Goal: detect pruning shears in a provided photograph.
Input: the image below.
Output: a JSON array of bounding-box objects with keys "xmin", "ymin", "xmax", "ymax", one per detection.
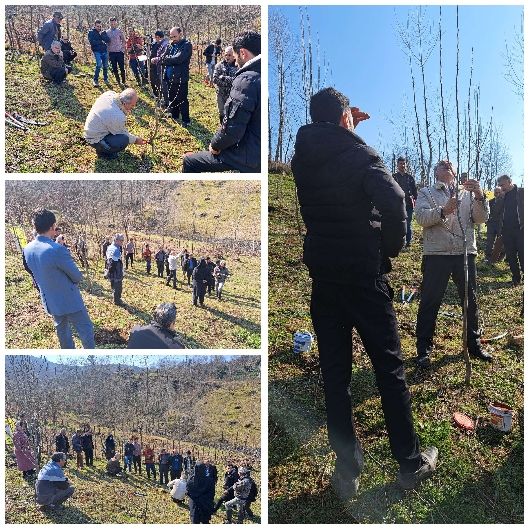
[{"xmin": 401, "ymin": 286, "xmax": 417, "ymax": 304}]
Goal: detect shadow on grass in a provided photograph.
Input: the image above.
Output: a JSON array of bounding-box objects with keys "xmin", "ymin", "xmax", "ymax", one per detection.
[
  {"xmin": 203, "ymin": 305, "xmax": 259, "ymax": 335},
  {"xmin": 93, "ymin": 150, "xmax": 143, "ymax": 173},
  {"xmin": 43, "ymin": 80, "xmax": 86, "ymax": 123},
  {"xmin": 42, "ymin": 504, "xmax": 94, "ymax": 523}
]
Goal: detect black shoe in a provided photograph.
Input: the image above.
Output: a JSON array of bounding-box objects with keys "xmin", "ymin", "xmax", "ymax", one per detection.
[
  {"xmin": 469, "ymin": 349, "xmax": 493, "ymax": 362},
  {"xmin": 330, "ymin": 469, "xmax": 360, "ymax": 499},
  {"xmin": 415, "ymin": 355, "xmax": 431, "ymax": 369},
  {"xmin": 397, "ymin": 446, "xmax": 438, "ymax": 490}
]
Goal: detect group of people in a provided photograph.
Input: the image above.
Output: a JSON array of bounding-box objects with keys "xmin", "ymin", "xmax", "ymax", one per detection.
[
  {"xmin": 291, "ymin": 86, "xmax": 523, "ymax": 499},
  {"xmin": 11, "ymin": 421, "xmax": 258, "ymax": 523},
  {"xmin": 36, "ymin": 12, "xmax": 261, "ymax": 172},
  {"xmin": 21, "ymin": 209, "xmax": 233, "ymax": 349}
]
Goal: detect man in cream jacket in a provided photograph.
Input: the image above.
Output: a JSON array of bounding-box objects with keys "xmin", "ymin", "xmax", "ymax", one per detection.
[
  {"xmin": 84, "ymin": 88, "xmax": 147, "ymax": 159},
  {"xmin": 415, "ymin": 160, "xmax": 490, "ymax": 368}
]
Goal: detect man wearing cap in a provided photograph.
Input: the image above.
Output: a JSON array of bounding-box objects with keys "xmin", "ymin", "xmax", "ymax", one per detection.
[
  {"xmin": 37, "ymin": 11, "xmax": 63, "ymax": 51},
  {"xmin": 182, "ymin": 30, "xmax": 261, "ymax": 173},
  {"xmin": 84, "ymin": 88, "xmax": 148, "ymax": 159},
  {"xmin": 23, "ymin": 209, "xmax": 95, "ymax": 349},
  {"xmin": 291, "ymin": 87, "xmax": 438, "ymax": 498},
  {"xmin": 106, "ymin": 233, "xmax": 125, "ymax": 305},
  {"xmin": 224, "ymin": 467, "xmax": 252, "ymax": 524},
  {"xmin": 415, "ymin": 160, "xmax": 491, "ymax": 367}
]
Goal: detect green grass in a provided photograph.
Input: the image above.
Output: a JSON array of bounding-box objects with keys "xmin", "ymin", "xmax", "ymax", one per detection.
[
  {"xmin": 5, "ymin": 437, "xmax": 261, "ymax": 524},
  {"xmin": 268, "ymin": 171, "xmax": 523, "ymax": 524},
  {"xmin": 5, "ymin": 54, "xmax": 220, "ymax": 173},
  {"xmin": 5, "ymin": 251, "xmax": 261, "ymax": 349}
]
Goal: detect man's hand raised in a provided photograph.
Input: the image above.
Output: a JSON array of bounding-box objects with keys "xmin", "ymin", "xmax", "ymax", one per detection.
[{"xmin": 351, "ymin": 107, "xmax": 370, "ymax": 128}]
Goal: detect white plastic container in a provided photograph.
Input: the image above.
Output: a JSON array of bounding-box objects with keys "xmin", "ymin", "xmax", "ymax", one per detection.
[
  {"xmin": 171, "ymin": 478, "xmax": 187, "ymax": 500},
  {"xmin": 293, "ymin": 331, "xmax": 313, "ymax": 354}
]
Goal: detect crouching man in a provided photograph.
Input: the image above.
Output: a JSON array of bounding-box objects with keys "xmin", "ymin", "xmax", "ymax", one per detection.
[
  {"xmin": 35, "ymin": 452, "xmax": 75, "ymax": 510},
  {"xmin": 415, "ymin": 160, "xmax": 490, "ymax": 368},
  {"xmin": 41, "ymin": 40, "xmax": 71, "ymax": 84},
  {"xmin": 84, "ymin": 88, "xmax": 147, "ymax": 160}
]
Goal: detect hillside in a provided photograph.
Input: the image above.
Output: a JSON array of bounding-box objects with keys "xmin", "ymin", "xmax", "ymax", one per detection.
[
  {"xmin": 5, "ymin": 55, "xmax": 219, "ymax": 173},
  {"xmin": 5, "ymin": 252, "xmax": 261, "ymax": 349},
  {"xmin": 268, "ymin": 172, "xmax": 523, "ymax": 524}
]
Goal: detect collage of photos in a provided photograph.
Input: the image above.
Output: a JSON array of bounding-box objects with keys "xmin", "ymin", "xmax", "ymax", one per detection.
[{"xmin": 1, "ymin": 1, "xmax": 526, "ymax": 527}]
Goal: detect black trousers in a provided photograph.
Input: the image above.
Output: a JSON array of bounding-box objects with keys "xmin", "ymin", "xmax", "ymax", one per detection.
[
  {"xmin": 166, "ymin": 269, "xmax": 177, "ymax": 288},
  {"xmin": 182, "ymin": 151, "xmax": 233, "ymax": 174},
  {"xmin": 48, "ymin": 67, "xmax": 67, "ymax": 84},
  {"xmin": 83, "ymin": 447, "xmax": 94, "ymax": 466},
  {"xmin": 159, "ymin": 464, "xmax": 169, "ymax": 484},
  {"xmin": 156, "ymin": 261, "xmax": 165, "ymax": 277},
  {"xmin": 167, "ymin": 77, "xmax": 190, "ymax": 123},
  {"xmin": 193, "ymin": 282, "xmax": 206, "ymax": 306},
  {"xmin": 311, "ymin": 277, "xmax": 422, "ymax": 477},
  {"xmin": 109, "ymin": 51, "xmax": 125, "ymax": 83},
  {"xmin": 502, "ymin": 227, "xmax": 524, "ymax": 283},
  {"xmin": 110, "ymin": 279, "xmax": 123, "ymax": 304},
  {"xmin": 133, "ymin": 455, "xmax": 142, "ymax": 473},
  {"xmin": 416, "ymin": 254, "xmax": 481, "ymax": 355}
]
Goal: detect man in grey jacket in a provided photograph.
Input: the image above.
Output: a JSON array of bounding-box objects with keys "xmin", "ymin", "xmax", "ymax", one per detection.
[
  {"xmin": 415, "ymin": 160, "xmax": 491, "ymax": 368},
  {"xmin": 23, "ymin": 209, "xmax": 95, "ymax": 349},
  {"xmin": 84, "ymin": 88, "xmax": 147, "ymax": 159}
]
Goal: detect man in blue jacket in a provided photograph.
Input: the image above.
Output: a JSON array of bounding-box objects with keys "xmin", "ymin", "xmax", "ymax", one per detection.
[
  {"xmin": 88, "ymin": 19, "xmax": 110, "ymax": 87},
  {"xmin": 35, "ymin": 452, "xmax": 75, "ymax": 509},
  {"xmin": 37, "ymin": 11, "xmax": 63, "ymax": 51},
  {"xmin": 23, "ymin": 209, "xmax": 95, "ymax": 349},
  {"xmin": 160, "ymin": 27, "xmax": 192, "ymax": 126},
  {"xmin": 183, "ymin": 31, "xmax": 261, "ymax": 173}
]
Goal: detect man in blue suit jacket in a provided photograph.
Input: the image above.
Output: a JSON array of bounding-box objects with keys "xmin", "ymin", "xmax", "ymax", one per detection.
[{"xmin": 23, "ymin": 209, "xmax": 95, "ymax": 349}]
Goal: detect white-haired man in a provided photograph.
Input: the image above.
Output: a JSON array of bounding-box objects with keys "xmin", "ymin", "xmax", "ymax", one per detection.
[
  {"xmin": 415, "ymin": 160, "xmax": 490, "ymax": 368},
  {"xmin": 106, "ymin": 233, "xmax": 125, "ymax": 305},
  {"xmin": 40, "ymin": 40, "xmax": 70, "ymax": 84},
  {"xmin": 84, "ymin": 88, "xmax": 147, "ymax": 159}
]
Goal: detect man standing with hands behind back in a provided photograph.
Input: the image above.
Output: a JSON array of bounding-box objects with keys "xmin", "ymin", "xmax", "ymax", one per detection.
[
  {"xmin": 23, "ymin": 208, "xmax": 95, "ymax": 349},
  {"xmin": 393, "ymin": 156, "xmax": 418, "ymax": 247},
  {"xmin": 291, "ymin": 87, "xmax": 438, "ymax": 500}
]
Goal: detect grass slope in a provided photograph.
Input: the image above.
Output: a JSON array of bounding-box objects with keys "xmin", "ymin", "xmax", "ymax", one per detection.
[
  {"xmin": 5, "ymin": 252, "xmax": 261, "ymax": 349},
  {"xmin": 5, "ymin": 448, "xmax": 261, "ymax": 524},
  {"xmin": 5, "ymin": 55, "xmax": 219, "ymax": 173},
  {"xmin": 268, "ymin": 172, "xmax": 523, "ymax": 524}
]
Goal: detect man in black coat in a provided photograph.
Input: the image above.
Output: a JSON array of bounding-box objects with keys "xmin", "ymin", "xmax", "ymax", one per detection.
[
  {"xmin": 128, "ymin": 302, "xmax": 185, "ymax": 349},
  {"xmin": 183, "ymin": 31, "xmax": 260, "ymax": 173},
  {"xmin": 291, "ymin": 87, "xmax": 437, "ymax": 499},
  {"xmin": 485, "ymin": 186, "xmax": 504, "ymax": 263},
  {"xmin": 213, "ymin": 463, "xmax": 238, "ymax": 513},
  {"xmin": 160, "ymin": 27, "xmax": 192, "ymax": 126},
  {"xmin": 393, "ymin": 156, "xmax": 418, "ymax": 247},
  {"xmin": 55, "ymin": 429, "xmax": 70, "ymax": 454},
  {"xmin": 496, "ymin": 174, "xmax": 524, "ymax": 285}
]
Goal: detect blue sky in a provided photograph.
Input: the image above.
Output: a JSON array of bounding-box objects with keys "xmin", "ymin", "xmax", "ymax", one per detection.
[{"xmin": 269, "ymin": 5, "xmax": 524, "ymax": 183}]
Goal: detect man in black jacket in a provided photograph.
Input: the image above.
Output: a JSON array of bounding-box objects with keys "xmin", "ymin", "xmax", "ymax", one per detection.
[
  {"xmin": 183, "ymin": 31, "xmax": 260, "ymax": 173},
  {"xmin": 485, "ymin": 186, "xmax": 504, "ymax": 263},
  {"xmin": 161, "ymin": 27, "xmax": 192, "ymax": 126},
  {"xmin": 496, "ymin": 174, "xmax": 524, "ymax": 285},
  {"xmin": 55, "ymin": 428, "xmax": 70, "ymax": 454},
  {"xmin": 393, "ymin": 156, "xmax": 418, "ymax": 247},
  {"xmin": 291, "ymin": 87, "xmax": 437, "ymax": 499}
]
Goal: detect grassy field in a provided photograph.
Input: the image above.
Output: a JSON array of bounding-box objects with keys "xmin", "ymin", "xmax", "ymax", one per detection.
[
  {"xmin": 5, "ymin": 433, "xmax": 261, "ymax": 524},
  {"xmin": 5, "ymin": 251, "xmax": 261, "ymax": 349},
  {"xmin": 268, "ymin": 171, "xmax": 523, "ymax": 524},
  {"xmin": 5, "ymin": 54, "xmax": 219, "ymax": 173}
]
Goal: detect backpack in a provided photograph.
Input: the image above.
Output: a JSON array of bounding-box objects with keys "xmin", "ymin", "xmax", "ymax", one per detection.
[{"xmin": 247, "ymin": 479, "xmax": 258, "ymax": 502}]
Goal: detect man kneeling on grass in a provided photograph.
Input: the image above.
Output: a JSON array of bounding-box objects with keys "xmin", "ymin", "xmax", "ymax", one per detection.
[
  {"xmin": 36, "ymin": 452, "xmax": 75, "ymax": 510},
  {"xmin": 84, "ymin": 88, "xmax": 148, "ymax": 160},
  {"xmin": 41, "ymin": 40, "xmax": 71, "ymax": 84}
]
